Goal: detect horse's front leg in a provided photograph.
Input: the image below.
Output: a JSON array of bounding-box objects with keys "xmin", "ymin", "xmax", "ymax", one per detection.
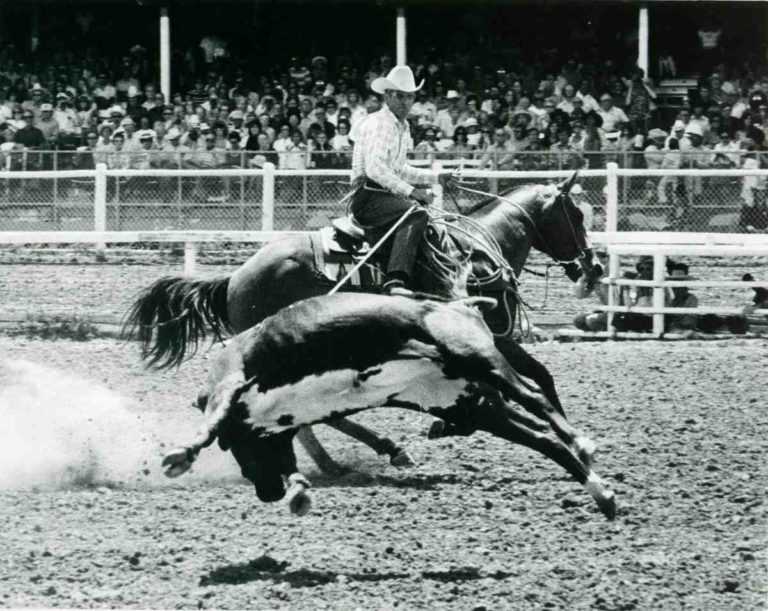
[
  {"xmin": 492, "ymin": 336, "xmax": 595, "ymax": 468},
  {"xmin": 493, "ymin": 334, "xmax": 566, "ymax": 418},
  {"xmin": 162, "ymin": 372, "xmax": 246, "ymax": 477},
  {"xmin": 326, "ymin": 417, "xmax": 416, "ymax": 467}
]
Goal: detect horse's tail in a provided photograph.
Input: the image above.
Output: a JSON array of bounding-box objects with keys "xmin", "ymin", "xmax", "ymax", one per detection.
[{"xmin": 121, "ymin": 275, "xmax": 232, "ymax": 369}]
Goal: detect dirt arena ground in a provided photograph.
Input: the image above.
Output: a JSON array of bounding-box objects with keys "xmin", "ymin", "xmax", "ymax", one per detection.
[{"xmin": 0, "ymin": 253, "xmax": 766, "ymax": 609}]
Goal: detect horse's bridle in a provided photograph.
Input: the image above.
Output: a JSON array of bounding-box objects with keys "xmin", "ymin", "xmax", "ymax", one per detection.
[{"xmin": 449, "ymin": 182, "xmax": 590, "ymax": 267}]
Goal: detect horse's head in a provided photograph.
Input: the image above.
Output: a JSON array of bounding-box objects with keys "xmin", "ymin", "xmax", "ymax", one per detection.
[{"xmin": 536, "ymin": 172, "xmax": 599, "ymax": 283}]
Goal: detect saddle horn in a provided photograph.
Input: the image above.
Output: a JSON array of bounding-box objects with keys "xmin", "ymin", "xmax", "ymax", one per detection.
[{"xmin": 557, "ymin": 170, "xmax": 580, "ymax": 195}]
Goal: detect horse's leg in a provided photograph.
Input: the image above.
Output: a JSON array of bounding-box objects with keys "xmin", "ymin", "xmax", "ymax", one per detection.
[
  {"xmin": 472, "ymin": 393, "xmax": 615, "ymax": 520},
  {"xmin": 295, "ymin": 426, "xmax": 350, "ymax": 476},
  {"xmin": 325, "ymin": 417, "xmax": 416, "ymax": 467},
  {"xmin": 494, "ymin": 335, "xmax": 567, "ymax": 417},
  {"xmin": 479, "ymin": 352, "xmax": 600, "ymax": 473},
  {"xmin": 161, "ymin": 371, "xmax": 246, "ymax": 477}
]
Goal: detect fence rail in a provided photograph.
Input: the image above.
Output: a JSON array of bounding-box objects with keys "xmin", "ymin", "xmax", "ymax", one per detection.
[{"xmin": 1, "ymin": 164, "xmax": 768, "ymax": 235}]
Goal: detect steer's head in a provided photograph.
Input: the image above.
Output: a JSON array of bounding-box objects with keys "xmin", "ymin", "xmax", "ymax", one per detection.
[{"xmin": 222, "ymin": 421, "xmax": 297, "ymax": 503}]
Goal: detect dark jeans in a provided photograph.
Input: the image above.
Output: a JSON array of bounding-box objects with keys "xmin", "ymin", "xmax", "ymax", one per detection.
[{"xmin": 350, "ymin": 186, "xmax": 428, "ymax": 284}]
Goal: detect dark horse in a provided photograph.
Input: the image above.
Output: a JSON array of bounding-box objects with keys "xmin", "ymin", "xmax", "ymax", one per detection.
[{"xmin": 124, "ymin": 173, "xmax": 597, "ymax": 472}]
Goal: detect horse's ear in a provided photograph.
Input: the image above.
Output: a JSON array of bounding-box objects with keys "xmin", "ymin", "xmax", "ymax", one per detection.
[{"xmin": 558, "ymin": 171, "xmax": 580, "ymax": 195}]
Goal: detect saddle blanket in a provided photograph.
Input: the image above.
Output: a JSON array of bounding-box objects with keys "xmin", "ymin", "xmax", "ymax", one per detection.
[{"xmin": 312, "ymin": 226, "xmax": 382, "ymax": 288}]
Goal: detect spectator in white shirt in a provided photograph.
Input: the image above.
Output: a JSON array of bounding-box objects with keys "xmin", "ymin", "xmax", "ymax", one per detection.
[{"xmin": 597, "ymin": 94, "xmax": 629, "ymax": 133}]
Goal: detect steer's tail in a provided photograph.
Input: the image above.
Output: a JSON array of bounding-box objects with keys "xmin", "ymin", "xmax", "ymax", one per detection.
[{"xmin": 122, "ymin": 275, "xmax": 231, "ymax": 369}]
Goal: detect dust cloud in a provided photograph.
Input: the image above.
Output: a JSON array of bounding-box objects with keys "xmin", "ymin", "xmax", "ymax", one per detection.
[{"xmin": 0, "ymin": 358, "xmax": 240, "ymax": 490}]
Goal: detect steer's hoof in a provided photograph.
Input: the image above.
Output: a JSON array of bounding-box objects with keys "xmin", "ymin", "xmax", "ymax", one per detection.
[
  {"xmin": 390, "ymin": 449, "xmax": 416, "ymax": 468},
  {"xmin": 427, "ymin": 419, "xmax": 446, "ymax": 439},
  {"xmin": 285, "ymin": 476, "xmax": 312, "ymax": 517},
  {"xmin": 161, "ymin": 448, "xmax": 193, "ymax": 478}
]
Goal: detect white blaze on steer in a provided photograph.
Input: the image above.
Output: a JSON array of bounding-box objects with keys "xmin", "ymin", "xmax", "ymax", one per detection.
[{"xmin": 242, "ymin": 350, "xmax": 474, "ymax": 434}]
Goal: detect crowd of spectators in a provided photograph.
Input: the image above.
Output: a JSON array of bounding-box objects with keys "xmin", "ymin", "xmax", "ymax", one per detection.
[{"xmin": 0, "ymin": 40, "xmax": 767, "ymax": 206}]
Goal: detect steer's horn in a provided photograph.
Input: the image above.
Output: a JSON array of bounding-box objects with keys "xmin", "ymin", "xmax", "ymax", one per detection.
[{"xmin": 558, "ymin": 170, "xmax": 580, "ymax": 195}]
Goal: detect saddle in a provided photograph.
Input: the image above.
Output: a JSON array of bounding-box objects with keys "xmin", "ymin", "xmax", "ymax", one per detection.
[
  {"xmin": 310, "ymin": 214, "xmax": 509, "ymax": 294},
  {"xmin": 309, "ymin": 216, "xmax": 381, "ymax": 289}
]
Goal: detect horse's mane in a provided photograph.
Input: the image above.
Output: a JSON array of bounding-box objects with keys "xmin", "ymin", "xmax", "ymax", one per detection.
[{"xmin": 460, "ymin": 183, "xmax": 544, "ymax": 216}]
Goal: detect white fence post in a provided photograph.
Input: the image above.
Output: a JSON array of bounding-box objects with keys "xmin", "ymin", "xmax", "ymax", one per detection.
[
  {"xmin": 606, "ymin": 251, "xmax": 620, "ymax": 334},
  {"xmin": 652, "ymin": 253, "xmax": 666, "ymax": 337},
  {"xmin": 605, "ymin": 162, "xmax": 618, "ymax": 233},
  {"xmin": 431, "ymin": 160, "xmax": 443, "ymax": 210},
  {"xmin": 94, "ymin": 163, "xmax": 107, "ymax": 250},
  {"xmin": 183, "ymin": 241, "xmax": 197, "ymax": 276},
  {"xmin": 262, "ymin": 162, "xmax": 275, "ymax": 231}
]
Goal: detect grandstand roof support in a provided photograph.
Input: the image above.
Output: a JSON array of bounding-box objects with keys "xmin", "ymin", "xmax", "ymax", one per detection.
[
  {"xmin": 638, "ymin": 3, "xmax": 649, "ymax": 76},
  {"xmin": 160, "ymin": 6, "xmax": 171, "ymax": 103},
  {"xmin": 396, "ymin": 8, "xmax": 406, "ymax": 65}
]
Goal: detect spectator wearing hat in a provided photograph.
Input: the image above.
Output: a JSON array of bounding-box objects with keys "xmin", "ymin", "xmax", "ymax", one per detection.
[
  {"xmin": 37, "ymin": 103, "xmax": 60, "ymax": 146},
  {"xmin": 227, "ymin": 109, "xmax": 246, "ymax": 143},
  {"xmin": 597, "ymin": 93, "xmax": 629, "ymax": 135},
  {"xmin": 53, "ymin": 93, "xmax": 78, "ymax": 137},
  {"xmin": 435, "ymin": 90, "xmax": 461, "ymax": 138},
  {"xmin": 665, "ymin": 120, "xmax": 686, "ymax": 150},
  {"xmin": 22, "ymin": 83, "xmax": 46, "ymax": 117},
  {"xmin": 160, "ymin": 127, "xmax": 191, "ymax": 169},
  {"xmin": 644, "ymin": 128, "xmax": 668, "ymax": 170},
  {"xmin": 131, "ymin": 129, "xmax": 160, "ymax": 170}
]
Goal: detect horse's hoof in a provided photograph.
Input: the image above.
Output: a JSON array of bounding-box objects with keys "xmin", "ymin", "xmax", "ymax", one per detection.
[
  {"xmin": 390, "ymin": 449, "xmax": 416, "ymax": 468},
  {"xmin": 427, "ymin": 419, "xmax": 446, "ymax": 439},
  {"xmin": 597, "ymin": 490, "xmax": 617, "ymax": 521},
  {"xmin": 161, "ymin": 448, "xmax": 193, "ymax": 478},
  {"xmin": 286, "ymin": 485, "xmax": 312, "ymax": 516}
]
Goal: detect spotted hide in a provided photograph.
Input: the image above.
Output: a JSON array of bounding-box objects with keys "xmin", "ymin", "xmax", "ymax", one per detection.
[{"xmin": 171, "ymin": 293, "xmax": 616, "ymax": 519}]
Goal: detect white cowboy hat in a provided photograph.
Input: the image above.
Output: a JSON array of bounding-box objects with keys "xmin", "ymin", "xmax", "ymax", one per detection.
[
  {"xmin": 685, "ymin": 122, "xmax": 703, "ymax": 137},
  {"xmin": 371, "ymin": 65, "xmax": 424, "ymax": 95}
]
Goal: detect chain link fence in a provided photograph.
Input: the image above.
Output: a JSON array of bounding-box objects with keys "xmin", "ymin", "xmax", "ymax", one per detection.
[{"xmin": 0, "ymin": 149, "xmax": 764, "ymax": 233}]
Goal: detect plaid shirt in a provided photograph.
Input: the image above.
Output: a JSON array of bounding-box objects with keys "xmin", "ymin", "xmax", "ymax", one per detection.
[{"xmin": 351, "ymin": 104, "xmax": 436, "ymax": 198}]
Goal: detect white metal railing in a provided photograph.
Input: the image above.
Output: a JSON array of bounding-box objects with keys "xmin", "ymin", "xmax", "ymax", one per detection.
[
  {"xmin": 2, "ymin": 165, "xmax": 767, "ymax": 318},
  {"xmin": 586, "ymin": 234, "xmax": 768, "ymax": 338}
]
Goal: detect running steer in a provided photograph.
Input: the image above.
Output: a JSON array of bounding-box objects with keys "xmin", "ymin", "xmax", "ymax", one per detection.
[{"xmin": 162, "ymin": 293, "xmax": 616, "ymax": 520}]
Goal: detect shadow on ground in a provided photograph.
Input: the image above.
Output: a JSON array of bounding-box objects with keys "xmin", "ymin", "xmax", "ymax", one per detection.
[{"xmin": 199, "ymin": 555, "xmax": 514, "ymax": 587}]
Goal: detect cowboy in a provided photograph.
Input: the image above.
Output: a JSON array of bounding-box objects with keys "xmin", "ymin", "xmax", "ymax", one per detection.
[{"xmin": 350, "ymin": 65, "xmax": 455, "ymax": 295}]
